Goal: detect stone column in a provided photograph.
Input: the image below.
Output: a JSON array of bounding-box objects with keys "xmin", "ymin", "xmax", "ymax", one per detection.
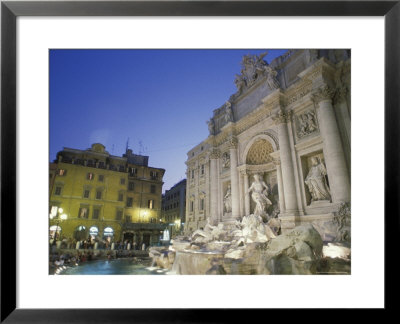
[
  {"xmin": 242, "ymin": 170, "xmax": 251, "ymax": 216},
  {"xmin": 312, "ymin": 86, "xmax": 351, "ymax": 203},
  {"xmin": 238, "ymin": 172, "xmax": 243, "ymax": 217},
  {"xmin": 228, "ymin": 136, "xmax": 240, "ymax": 219},
  {"xmin": 209, "ymin": 148, "xmax": 220, "ymax": 225},
  {"xmin": 274, "ymin": 110, "xmax": 298, "ymax": 214},
  {"xmin": 274, "ymin": 160, "xmax": 286, "ymax": 213},
  {"xmin": 334, "ymin": 86, "xmax": 351, "ymax": 174}
]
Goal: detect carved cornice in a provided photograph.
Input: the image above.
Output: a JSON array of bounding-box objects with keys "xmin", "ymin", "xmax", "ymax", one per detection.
[
  {"xmin": 239, "ymin": 168, "xmax": 250, "ymax": 176},
  {"xmin": 209, "ymin": 148, "xmax": 221, "ymax": 159},
  {"xmin": 272, "ymin": 158, "xmax": 281, "ymax": 166},
  {"xmin": 261, "ymin": 89, "xmax": 285, "ymax": 109},
  {"xmin": 333, "ymin": 86, "xmax": 349, "ymax": 105},
  {"xmin": 285, "ymin": 80, "xmax": 313, "ymax": 106},
  {"xmin": 300, "ymin": 57, "xmax": 336, "ymax": 83},
  {"xmin": 272, "ymin": 109, "xmax": 292, "ymax": 125},
  {"xmin": 311, "ymin": 85, "xmax": 335, "ymax": 105},
  {"xmin": 242, "ymin": 163, "xmax": 276, "ymax": 174},
  {"xmin": 226, "ymin": 136, "xmax": 238, "ymax": 149}
]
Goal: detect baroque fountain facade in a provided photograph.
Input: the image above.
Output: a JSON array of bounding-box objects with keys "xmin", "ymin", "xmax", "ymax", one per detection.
[{"xmin": 151, "ymin": 49, "xmax": 351, "ymax": 275}]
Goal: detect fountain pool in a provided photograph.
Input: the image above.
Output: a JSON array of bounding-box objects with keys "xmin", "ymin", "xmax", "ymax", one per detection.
[{"xmin": 58, "ymin": 258, "xmax": 167, "ymax": 275}]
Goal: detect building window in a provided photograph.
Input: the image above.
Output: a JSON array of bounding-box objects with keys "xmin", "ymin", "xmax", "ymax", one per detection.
[
  {"xmin": 190, "ymin": 201, "xmax": 194, "ymax": 212},
  {"xmin": 87, "ymin": 173, "xmax": 94, "ymax": 180},
  {"xmin": 120, "ymin": 178, "xmax": 125, "ymax": 185},
  {"xmin": 191, "ymin": 170, "xmax": 194, "ymax": 179},
  {"xmin": 58, "ymin": 169, "xmax": 67, "ymax": 176},
  {"xmin": 200, "ymin": 198, "xmax": 204, "ymax": 211},
  {"xmin": 148, "ymin": 199, "xmax": 154, "ymax": 209},
  {"xmin": 119, "ymin": 165, "xmax": 125, "ymax": 172},
  {"xmin": 201, "ymin": 164, "xmax": 205, "ymax": 175},
  {"xmin": 150, "ymin": 185, "xmax": 156, "ymax": 194},
  {"xmin": 127, "ymin": 197, "xmax": 133, "ymax": 207},
  {"xmin": 118, "ymin": 192, "xmax": 124, "ymax": 201},
  {"xmin": 83, "ymin": 189, "xmax": 90, "ymax": 199},
  {"xmin": 125, "ymin": 215, "xmax": 132, "ymax": 223},
  {"xmin": 96, "ymin": 190, "xmax": 102, "ymax": 200},
  {"xmin": 54, "ymin": 186, "xmax": 62, "ymax": 196},
  {"xmin": 98, "ymin": 175, "xmax": 104, "ymax": 182},
  {"xmin": 78, "ymin": 207, "xmax": 89, "ymax": 218},
  {"xmin": 98, "ymin": 161, "xmax": 105, "ymax": 169},
  {"xmin": 128, "ymin": 182, "xmax": 134, "ymax": 191},
  {"xmin": 116, "ymin": 210, "xmax": 123, "ymax": 221},
  {"xmin": 129, "ymin": 167, "xmax": 137, "ymax": 176},
  {"xmin": 92, "ymin": 209, "xmax": 100, "ymax": 219},
  {"xmin": 150, "ymin": 171, "xmax": 158, "ymax": 180}
]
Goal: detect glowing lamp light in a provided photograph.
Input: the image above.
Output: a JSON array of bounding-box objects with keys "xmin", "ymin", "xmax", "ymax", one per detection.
[
  {"xmin": 60, "ymin": 214, "xmax": 68, "ymax": 220},
  {"xmin": 58, "ymin": 207, "xmax": 63, "ymax": 214}
]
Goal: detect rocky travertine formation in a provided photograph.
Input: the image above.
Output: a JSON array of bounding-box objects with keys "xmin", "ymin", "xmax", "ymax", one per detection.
[{"xmin": 150, "ymin": 220, "xmax": 330, "ymax": 275}]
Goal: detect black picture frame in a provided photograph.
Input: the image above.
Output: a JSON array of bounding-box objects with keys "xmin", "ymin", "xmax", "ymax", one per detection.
[{"xmin": 1, "ymin": 0, "xmax": 398, "ymax": 322}]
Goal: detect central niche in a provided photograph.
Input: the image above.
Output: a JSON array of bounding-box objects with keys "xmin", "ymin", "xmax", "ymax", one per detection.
[{"xmin": 246, "ymin": 139, "xmax": 273, "ymax": 165}]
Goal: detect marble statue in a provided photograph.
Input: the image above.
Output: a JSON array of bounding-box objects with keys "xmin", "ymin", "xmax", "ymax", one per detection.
[
  {"xmin": 234, "ymin": 74, "xmax": 245, "ymax": 93},
  {"xmin": 190, "ymin": 219, "xmax": 227, "ymax": 243},
  {"xmin": 246, "ymin": 174, "xmax": 272, "ymax": 216},
  {"xmin": 224, "ymin": 101, "xmax": 234, "ymax": 123},
  {"xmin": 223, "ymin": 184, "xmax": 232, "ymax": 213},
  {"xmin": 162, "ymin": 228, "xmax": 170, "ymax": 241},
  {"xmin": 207, "ymin": 118, "xmax": 215, "ymax": 135},
  {"xmin": 305, "ymin": 157, "xmax": 331, "ymax": 202},
  {"xmin": 264, "ymin": 65, "xmax": 280, "ymax": 90},
  {"xmin": 222, "ymin": 152, "xmax": 230, "ymax": 169}
]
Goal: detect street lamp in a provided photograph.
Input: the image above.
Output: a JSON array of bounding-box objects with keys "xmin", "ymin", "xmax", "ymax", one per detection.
[{"xmin": 50, "ymin": 207, "xmax": 68, "ymax": 246}]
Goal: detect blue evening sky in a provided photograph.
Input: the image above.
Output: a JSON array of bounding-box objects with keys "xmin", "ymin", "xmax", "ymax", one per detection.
[{"xmin": 50, "ymin": 49, "xmax": 287, "ymax": 191}]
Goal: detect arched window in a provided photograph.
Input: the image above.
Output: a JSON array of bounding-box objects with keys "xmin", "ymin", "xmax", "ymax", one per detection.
[
  {"xmin": 89, "ymin": 226, "xmax": 99, "ymax": 238},
  {"xmin": 74, "ymin": 225, "xmax": 87, "ymax": 241},
  {"xmin": 103, "ymin": 227, "xmax": 114, "ymax": 237},
  {"xmin": 49, "ymin": 225, "xmax": 61, "ymax": 239}
]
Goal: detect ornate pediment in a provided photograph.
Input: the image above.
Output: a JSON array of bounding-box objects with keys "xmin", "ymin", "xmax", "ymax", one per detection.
[{"xmin": 234, "ymin": 52, "xmax": 280, "ymax": 95}]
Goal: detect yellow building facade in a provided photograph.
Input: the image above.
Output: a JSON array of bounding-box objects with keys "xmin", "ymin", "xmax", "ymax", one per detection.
[{"xmin": 49, "ymin": 143, "xmax": 165, "ymax": 247}]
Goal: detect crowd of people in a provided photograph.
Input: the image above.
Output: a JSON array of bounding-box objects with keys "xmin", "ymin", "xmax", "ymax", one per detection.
[
  {"xmin": 49, "ymin": 250, "xmax": 107, "ymax": 274},
  {"xmin": 49, "ymin": 236, "xmax": 153, "ymax": 274},
  {"xmin": 50, "ymin": 235, "xmax": 150, "ymax": 251}
]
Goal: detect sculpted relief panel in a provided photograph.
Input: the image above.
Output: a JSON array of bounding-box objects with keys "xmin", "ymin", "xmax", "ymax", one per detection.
[{"xmin": 296, "ymin": 110, "xmax": 318, "ymax": 139}]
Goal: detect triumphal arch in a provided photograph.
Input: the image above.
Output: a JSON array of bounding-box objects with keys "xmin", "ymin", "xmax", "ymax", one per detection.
[{"xmin": 185, "ymin": 49, "xmax": 351, "ymax": 242}]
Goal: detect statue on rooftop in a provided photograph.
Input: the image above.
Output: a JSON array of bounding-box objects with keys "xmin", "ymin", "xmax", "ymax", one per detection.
[
  {"xmin": 207, "ymin": 118, "xmax": 215, "ymax": 135},
  {"xmin": 224, "ymin": 101, "xmax": 234, "ymax": 124}
]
